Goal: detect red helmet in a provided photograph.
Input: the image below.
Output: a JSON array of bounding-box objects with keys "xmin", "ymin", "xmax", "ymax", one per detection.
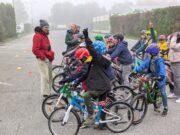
[
  {"xmin": 74, "ymin": 48, "xmax": 90, "ymax": 60},
  {"xmin": 158, "ymin": 35, "xmax": 166, "ymax": 40}
]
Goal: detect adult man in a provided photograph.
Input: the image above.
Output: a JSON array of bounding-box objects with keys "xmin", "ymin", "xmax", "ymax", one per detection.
[{"xmin": 32, "ymin": 20, "xmax": 54, "ymax": 98}]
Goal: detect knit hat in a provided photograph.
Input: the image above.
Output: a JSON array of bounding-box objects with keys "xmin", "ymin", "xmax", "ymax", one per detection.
[{"xmin": 40, "ymin": 19, "xmax": 49, "ymax": 27}]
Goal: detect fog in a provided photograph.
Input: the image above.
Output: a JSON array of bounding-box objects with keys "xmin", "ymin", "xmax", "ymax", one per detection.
[{"xmin": 0, "ymin": 0, "xmax": 180, "ymax": 27}]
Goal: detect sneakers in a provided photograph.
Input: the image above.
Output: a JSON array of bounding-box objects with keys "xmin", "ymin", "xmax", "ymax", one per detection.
[
  {"xmin": 80, "ymin": 115, "xmax": 94, "ymax": 129},
  {"xmin": 167, "ymin": 93, "xmax": 176, "ymax": 99},
  {"xmin": 162, "ymin": 108, "xmax": 168, "ymax": 117},
  {"xmin": 94, "ymin": 124, "xmax": 106, "ymax": 130},
  {"xmin": 154, "ymin": 107, "xmax": 161, "ymax": 113},
  {"xmin": 175, "ymin": 98, "xmax": 180, "ymax": 103}
]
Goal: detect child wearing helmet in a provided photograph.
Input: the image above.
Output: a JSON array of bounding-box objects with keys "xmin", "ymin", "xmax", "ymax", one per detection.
[
  {"xmin": 158, "ymin": 35, "xmax": 169, "ymax": 60},
  {"xmin": 106, "ymin": 36, "xmax": 115, "ymax": 49},
  {"xmin": 136, "ymin": 22, "xmax": 158, "ymax": 60},
  {"xmin": 107, "ymin": 33, "xmax": 133, "ymax": 86},
  {"xmin": 59, "ymin": 48, "xmax": 92, "ymax": 91},
  {"xmin": 135, "ymin": 45, "xmax": 168, "ymax": 116},
  {"xmin": 131, "ymin": 30, "xmax": 147, "ymax": 53},
  {"xmin": 80, "ymin": 29, "xmax": 111, "ymax": 128}
]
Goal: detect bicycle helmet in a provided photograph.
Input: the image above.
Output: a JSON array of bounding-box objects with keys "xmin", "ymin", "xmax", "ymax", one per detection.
[
  {"xmin": 74, "ymin": 48, "xmax": 90, "ymax": 60},
  {"xmin": 113, "ymin": 33, "xmax": 124, "ymax": 41},
  {"xmin": 158, "ymin": 35, "xmax": 166, "ymax": 41},
  {"xmin": 145, "ymin": 30, "xmax": 158, "ymax": 36},
  {"xmin": 107, "ymin": 37, "xmax": 115, "ymax": 43},
  {"xmin": 94, "ymin": 35, "xmax": 103, "ymax": 41},
  {"xmin": 92, "ymin": 41, "xmax": 106, "ymax": 55},
  {"xmin": 146, "ymin": 45, "xmax": 160, "ymax": 56},
  {"xmin": 141, "ymin": 30, "xmax": 147, "ymax": 35},
  {"xmin": 104, "ymin": 34, "xmax": 111, "ymax": 39}
]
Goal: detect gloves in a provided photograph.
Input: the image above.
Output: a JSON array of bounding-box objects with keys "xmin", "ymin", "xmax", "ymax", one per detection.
[{"xmin": 83, "ymin": 28, "xmax": 89, "ymax": 39}]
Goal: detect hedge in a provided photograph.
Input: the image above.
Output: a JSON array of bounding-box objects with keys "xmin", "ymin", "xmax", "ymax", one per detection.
[
  {"xmin": 110, "ymin": 6, "xmax": 180, "ymax": 37},
  {"xmin": 0, "ymin": 3, "xmax": 16, "ymax": 41}
]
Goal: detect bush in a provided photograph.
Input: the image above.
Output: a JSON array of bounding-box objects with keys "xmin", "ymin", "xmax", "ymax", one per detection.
[
  {"xmin": 110, "ymin": 6, "xmax": 180, "ymax": 37},
  {"xmin": 0, "ymin": 3, "xmax": 16, "ymax": 41}
]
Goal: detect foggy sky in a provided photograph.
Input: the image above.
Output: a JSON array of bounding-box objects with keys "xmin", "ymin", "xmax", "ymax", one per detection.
[{"xmin": 0, "ymin": 0, "xmax": 179, "ymax": 24}]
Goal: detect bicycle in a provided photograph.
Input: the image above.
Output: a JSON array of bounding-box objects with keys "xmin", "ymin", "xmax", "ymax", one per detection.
[
  {"xmin": 48, "ymin": 90, "xmax": 134, "ymax": 135},
  {"xmin": 130, "ymin": 74, "xmax": 163, "ymax": 125},
  {"xmin": 42, "ymin": 83, "xmax": 83, "ymax": 119}
]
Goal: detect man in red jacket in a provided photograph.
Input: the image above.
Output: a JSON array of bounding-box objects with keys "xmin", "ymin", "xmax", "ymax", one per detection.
[{"xmin": 32, "ymin": 20, "xmax": 55, "ymax": 98}]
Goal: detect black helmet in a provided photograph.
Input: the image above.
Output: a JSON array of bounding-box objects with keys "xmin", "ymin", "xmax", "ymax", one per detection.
[{"xmin": 113, "ymin": 33, "xmax": 124, "ymax": 41}]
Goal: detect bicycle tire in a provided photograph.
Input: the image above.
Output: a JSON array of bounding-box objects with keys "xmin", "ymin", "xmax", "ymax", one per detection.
[
  {"xmin": 105, "ymin": 101, "xmax": 134, "ymax": 133},
  {"xmin": 130, "ymin": 93, "xmax": 148, "ymax": 125},
  {"xmin": 42, "ymin": 94, "xmax": 68, "ymax": 119},
  {"xmin": 113, "ymin": 86, "xmax": 135, "ymax": 103},
  {"xmin": 48, "ymin": 107, "xmax": 81, "ymax": 135},
  {"xmin": 52, "ymin": 73, "xmax": 65, "ymax": 93}
]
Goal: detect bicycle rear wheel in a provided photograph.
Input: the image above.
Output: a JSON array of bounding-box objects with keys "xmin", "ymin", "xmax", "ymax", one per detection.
[
  {"xmin": 105, "ymin": 101, "xmax": 134, "ymax": 133},
  {"xmin": 130, "ymin": 94, "xmax": 148, "ymax": 125},
  {"xmin": 52, "ymin": 73, "xmax": 65, "ymax": 93},
  {"xmin": 42, "ymin": 94, "xmax": 68, "ymax": 119},
  {"xmin": 52, "ymin": 65, "xmax": 64, "ymax": 77},
  {"xmin": 48, "ymin": 108, "xmax": 81, "ymax": 135},
  {"xmin": 113, "ymin": 86, "xmax": 134, "ymax": 103}
]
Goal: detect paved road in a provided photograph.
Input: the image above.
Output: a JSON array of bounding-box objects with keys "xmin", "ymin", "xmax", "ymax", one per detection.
[{"xmin": 0, "ymin": 30, "xmax": 180, "ymax": 135}]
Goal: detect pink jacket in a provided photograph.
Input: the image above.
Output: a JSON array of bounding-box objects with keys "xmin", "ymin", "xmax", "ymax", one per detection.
[{"xmin": 168, "ymin": 36, "xmax": 180, "ymax": 63}]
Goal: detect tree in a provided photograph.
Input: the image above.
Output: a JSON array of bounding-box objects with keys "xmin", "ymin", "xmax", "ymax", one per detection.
[{"xmin": 14, "ymin": 0, "xmax": 28, "ymax": 24}]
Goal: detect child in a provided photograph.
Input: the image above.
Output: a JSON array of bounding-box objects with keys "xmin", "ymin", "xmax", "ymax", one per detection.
[{"xmin": 135, "ymin": 45, "xmax": 168, "ymax": 116}]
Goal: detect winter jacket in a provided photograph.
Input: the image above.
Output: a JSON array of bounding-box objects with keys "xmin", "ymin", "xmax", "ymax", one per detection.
[
  {"xmin": 32, "ymin": 32, "xmax": 54, "ymax": 61},
  {"xmin": 136, "ymin": 57, "xmax": 166, "ymax": 88},
  {"xmin": 168, "ymin": 36, "xmax": 180, "ymax": 63},
  {"xmin": 158, "ymin": 42, "xmax": 169, "ymax": 60},
  {"xmin": 108, "ymin": 41, "xmax": 133, "ymax": 65},
  {"xmin": 85, "ymin": 38, "xmax": 111, "ymax": 91},
  {"xmin": 64, "ymin": 62, "xmax": 90, "ymax": 84},
  {"xmin": 65, "ymin": 29, "xmax": 79, "ymax": 50},
  {"xmin": 136, "ymin": 28, "xmax": 157, "ymax": 55},
  {"xmin": 131, "ymin": 40, "xmax": 145, "ymax": 52}
]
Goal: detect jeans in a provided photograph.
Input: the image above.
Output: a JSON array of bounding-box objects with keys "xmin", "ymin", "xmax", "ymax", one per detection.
[{"xmin": 145, "ymin": 73, "xmax": 168, "ymax": 109}]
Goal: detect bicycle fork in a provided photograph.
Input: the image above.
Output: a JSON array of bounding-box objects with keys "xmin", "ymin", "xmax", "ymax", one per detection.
[
  {"xmin": 55, "ymin": 93, "xmax": 63, "ymax": 107},
  {"xmin": 62, "ymin": 105, "xmax": 73, "ymax": 125}
]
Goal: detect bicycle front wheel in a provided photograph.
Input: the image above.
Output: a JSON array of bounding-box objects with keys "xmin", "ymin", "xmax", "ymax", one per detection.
[
  {"xmin": 130, "ymin": 94, "xmax": 148, "ymax": 125},
  {"xmin": 42, "ymin": 94, "xmax": 68, "ymax": 119},
  {"xmin": 48, "ymin": 108, "xmax": 81, "ymax": 135},
  {"xmin": 105, "ymin": 101, "xmax": 134, "ymax": 133}
]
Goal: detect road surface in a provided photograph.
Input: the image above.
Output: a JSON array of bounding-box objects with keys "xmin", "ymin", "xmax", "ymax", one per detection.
[{"xmin": 0, "ymin": 30, "xmax": 180, "ymax": 135}]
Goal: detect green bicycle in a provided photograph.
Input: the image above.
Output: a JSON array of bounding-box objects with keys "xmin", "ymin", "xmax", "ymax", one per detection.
[
  {"xmin": 130, "ymin": 74, "xmax": 163, "ymax": 125},
  {"xmin": 42, "ymin": 83, "xmax": 83, "ymax": 119}
]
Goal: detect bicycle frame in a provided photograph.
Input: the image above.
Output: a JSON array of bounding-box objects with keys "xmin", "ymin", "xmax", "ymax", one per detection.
[
  {"xmin": 62, "ymin": 92, "xmax": 122, "ymax": 125},
  {"xmin": 143, "ymin": 80, "xmax": 160, "ymax": 104},
  {"xmin": 55, "ymin": 84, "xmax": 83, "ymax": 108}
]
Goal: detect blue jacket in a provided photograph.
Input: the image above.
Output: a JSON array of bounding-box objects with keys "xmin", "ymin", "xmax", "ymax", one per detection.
[
  {"xmin": 136, "ymin": 57, "xmax": 166, "ymax": 88},
  {"xmin": 107, "ymin": 41, "xmax": 133, "ymax": 65}
]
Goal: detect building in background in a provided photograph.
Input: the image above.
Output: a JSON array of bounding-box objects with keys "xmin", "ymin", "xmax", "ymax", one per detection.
[{"xmin": 92, "ymin": 15, "xmax": 111, "ymax": 34}]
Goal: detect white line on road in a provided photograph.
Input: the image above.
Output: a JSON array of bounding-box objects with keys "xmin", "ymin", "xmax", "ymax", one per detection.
[{"xmin": 0, "ymin": 82, "xmax": 13, "ymax": 86}]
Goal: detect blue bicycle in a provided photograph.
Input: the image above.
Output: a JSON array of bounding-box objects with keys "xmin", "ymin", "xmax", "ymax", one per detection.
[{"xmin": 48, "ymin": 90, "xmax": 134, "ymax": 135}]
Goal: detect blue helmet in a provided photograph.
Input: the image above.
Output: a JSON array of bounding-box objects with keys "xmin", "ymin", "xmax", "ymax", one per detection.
[
  {"xmin": 146, "ymin": 45, "xmax": 160, "ymax": 56},
  {"xmin": 104, "ymin": 34, "xmax": 111, "ymax": 39},
  {"xmin": 92, "ymin": 41, "xmax": 106, "ymax": 55}
]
